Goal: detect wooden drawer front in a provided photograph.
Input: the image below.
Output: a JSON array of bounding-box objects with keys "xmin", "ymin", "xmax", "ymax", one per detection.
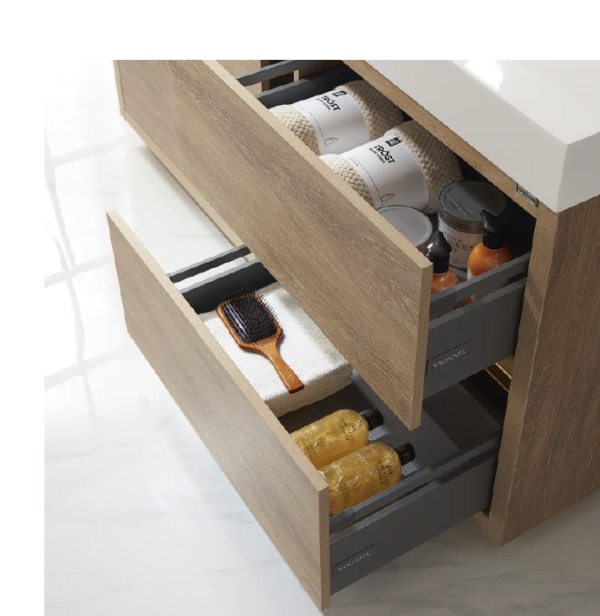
[
  {"xmin": 117, "ymin": 59, "xmax": 432, "ymax": 431},
  {"xmin": 107, "ymin": 212, "xmax": 331, "ymax": 609}
]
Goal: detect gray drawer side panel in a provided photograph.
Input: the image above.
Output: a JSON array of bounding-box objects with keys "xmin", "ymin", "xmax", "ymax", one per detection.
[{"xmin": 330, "ymin": 453, "xmax": 496, "ymax": 594}]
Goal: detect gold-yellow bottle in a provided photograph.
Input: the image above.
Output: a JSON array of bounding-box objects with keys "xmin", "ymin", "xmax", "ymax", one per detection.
[
  {"xmin": 321, "ymin": 442, "xmax": 416, "ymax": 515},
  {"xmin": 292, "ymin": 409, "xmax": 383, "ymax": 469}
]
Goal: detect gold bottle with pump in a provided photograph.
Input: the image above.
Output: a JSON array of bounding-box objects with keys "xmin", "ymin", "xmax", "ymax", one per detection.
[
  {"xmin": 292, "ymin": 408, "xmax": 383, "ymax": 469},
  {"xmin": 321, "ymin": 442, "xmax": 416, "ymax": 515}
]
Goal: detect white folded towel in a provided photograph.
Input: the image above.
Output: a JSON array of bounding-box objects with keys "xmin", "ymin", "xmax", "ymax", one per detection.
[{"xmin": 199, "ymin": 283, "xmax": 353, "ymax": 417}]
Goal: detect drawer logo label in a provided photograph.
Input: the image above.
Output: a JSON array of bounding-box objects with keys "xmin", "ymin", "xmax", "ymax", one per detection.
[
  {"xmin": 427, "ymin": 341, "xmax": 472, "ymax": 373},
  {"xmin": 332, "ymin": 546, "xmax": 374, "ymax": 577},
  {"xmin": 516, "ymin": 183, "xmax": 539, "ymax": 207}
]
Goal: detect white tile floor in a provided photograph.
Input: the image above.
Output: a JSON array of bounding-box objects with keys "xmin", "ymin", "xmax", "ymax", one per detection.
[{"xmin": 45, "ymin": 61, "xmax": 600, "ymax": 616}]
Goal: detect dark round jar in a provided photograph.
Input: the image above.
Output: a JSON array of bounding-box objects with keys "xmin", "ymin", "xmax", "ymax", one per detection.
[{"xmin": 438, "ymin": 180, "xmax": 508, "ymax": 270}]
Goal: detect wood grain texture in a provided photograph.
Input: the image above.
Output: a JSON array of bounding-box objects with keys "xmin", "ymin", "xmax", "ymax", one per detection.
[
  {"xmin": 488, "ymin": 197, "xmax": 600, "ymax": 544},
  {"xmin": 219, "ymin": 60, "xmax": 262, "ymax": 94},
  {"xmin": 113, "ymin": 60, "xmax": 124, "ymax": 115},
  {"xmin": 118, "ymin": 61, "xmax": 179, "ymax": 164},
  {"xmin": 345, "ymin": 61, "xmax": 539, "ymax": 219},
  {"xmin": 107, "ymin": 211, "xmax": 331, "ymax": 608},
  {"xmin": 168, "ymin": 60, "xmax": 432, "ymax": 429}
]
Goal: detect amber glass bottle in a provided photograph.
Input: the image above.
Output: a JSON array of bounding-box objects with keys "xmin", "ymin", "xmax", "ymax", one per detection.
[
  {"xmin": 292, "ymin": 408, "xmax": 383, "ymax": 469},
  {"xmin": 468, "ymin": 209, "xmax": 512, "ymax": 280},
  {"xmin": 321, "ymin": 442, "xmax": 415, "ymax": 515},
  {"xmin": 427, "ymin": 231, "xmax": 458, "ymax": 295}
]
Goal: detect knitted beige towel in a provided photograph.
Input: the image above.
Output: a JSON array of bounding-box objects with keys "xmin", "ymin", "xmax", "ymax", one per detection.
[
  {"xmin": 271, "ymin": 80, "xmax": 404, "ymax": 154},
  {"xmin": 199, "ymin": 283, "xmax": 353, "ymax": 417},
  {"xmin": 321, "ymin": 121, "xmax": 463, "ymax": 214}
]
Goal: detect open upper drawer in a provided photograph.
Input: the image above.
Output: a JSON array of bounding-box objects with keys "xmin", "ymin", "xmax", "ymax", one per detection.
[
  {"xmin": 117, "ymin": 60, "xmax": 432, "ymax": 429},
  {"xmin": 116, "ymin": 60, "xmax": 533, "ymax": 429}
]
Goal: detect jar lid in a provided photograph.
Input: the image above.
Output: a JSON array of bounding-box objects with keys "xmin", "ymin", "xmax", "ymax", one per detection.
[
  {"xmin": 438, "ymin": 180, "xmax": 508, "ymax": 234},
  {"xmin": 378, "ymin": 206, "xmax": 433, "ymax": 249}
]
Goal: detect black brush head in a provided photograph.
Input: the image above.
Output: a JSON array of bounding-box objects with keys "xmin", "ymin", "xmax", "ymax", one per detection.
[{"xmin": 220, "ymin": 293, "xmax": 278, "ymax": 344}]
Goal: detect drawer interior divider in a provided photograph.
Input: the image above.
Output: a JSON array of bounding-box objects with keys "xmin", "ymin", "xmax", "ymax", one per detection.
[
  {"xmin": 255, "ymin": 65, "xmax": 359, "ymax": 108},
  {"xmin": 168, "ymin": 245, "xmax": 251, "ymax": 283},
  {"xmin": 235, "ymin": 59, "xmax": 358, "ymax": 108},
  {"xmin": 236, "ymin": 60, "xmax": 327, "ymax": 87},
  {"xmin": 429, "ymin": 253, "xmax": 530, "ymax": 315}
]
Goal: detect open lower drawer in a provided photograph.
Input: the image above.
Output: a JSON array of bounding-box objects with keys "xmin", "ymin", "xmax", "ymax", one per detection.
[
  {"xmin": 116, "ymin": 59, "xmax": 534, "ymax": 430},
  {"xmin": 108, "ymin": 211, "xmax": 509, "ymax": 609}
]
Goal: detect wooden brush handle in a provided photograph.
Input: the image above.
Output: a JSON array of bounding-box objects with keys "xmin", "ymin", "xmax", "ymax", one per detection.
[{"xmin": 259, "ymin": 340, "xmax": 304, "ymax": 394}]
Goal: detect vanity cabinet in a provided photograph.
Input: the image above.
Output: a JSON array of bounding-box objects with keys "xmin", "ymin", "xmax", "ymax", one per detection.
[{"xmin": 111, "ymin": 60, "xmax": 600, "ymax": 609}]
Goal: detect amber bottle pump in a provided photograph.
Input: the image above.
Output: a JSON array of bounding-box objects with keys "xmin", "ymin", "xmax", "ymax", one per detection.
[
  {"xmin": 321, "ymin": 442, "xmax": 416, "ymax": 515},
  {"xmin": 427, "ymin": 231, "xmax": 458, "ymax": 295},
  {"xmin": 292, "ymin": 408, "xmax": 384, "ymax": 469},
  {"xmin": 467, "ymin": 209, "xmax": 512, "ymax": 279}
]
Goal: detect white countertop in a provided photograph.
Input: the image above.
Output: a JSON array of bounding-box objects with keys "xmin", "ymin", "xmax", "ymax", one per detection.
[
  {"xmin": 368, "ymin": 60, "xmax": 600, "ymax": 212},
  {"xmin": 44, "ymin": 61, "xmax": 600, "ymax": 616}
]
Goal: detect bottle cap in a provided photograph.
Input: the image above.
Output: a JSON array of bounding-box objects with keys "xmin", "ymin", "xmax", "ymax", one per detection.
[
  {"xmin": 481, "ymin": 209, "xmax": 508, "ymax": 249},
  {"xmin": 359, "ymin": 408, "xmax": 384, "ymax": 431},
  {"xmin": 426, "ymin": 231, "xmax": 452, "ymax": 273},
  {"xmin": 395, "ymin": 443, "xmax": 416, "ymax": 465}
]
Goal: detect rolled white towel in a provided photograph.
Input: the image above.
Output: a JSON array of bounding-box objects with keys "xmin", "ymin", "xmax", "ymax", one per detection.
[
  {"xmin": 271, "ymin": 80, "xmax": 405, "ymax": 155},
  {"xmin": 321, "ymin": 121, "xmax": 463, "ymax": 214}
]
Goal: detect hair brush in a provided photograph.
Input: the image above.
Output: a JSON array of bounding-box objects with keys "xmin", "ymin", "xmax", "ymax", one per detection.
[{"xmin": 217, "ymin": 292, "xmax": 304, "ymax": 394}]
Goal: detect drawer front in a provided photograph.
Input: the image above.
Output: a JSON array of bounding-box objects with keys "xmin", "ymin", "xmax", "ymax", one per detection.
[
  {"xmin": 107, "ymin": 211, "xmax": 331, "ymax": 609},
  {"xmin": 117, "ymin": 59, "xmax": 432, "ymax": 431}
]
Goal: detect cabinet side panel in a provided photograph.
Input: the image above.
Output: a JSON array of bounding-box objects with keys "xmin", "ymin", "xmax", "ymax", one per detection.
[{"xmin": 488, "ymin": 197, "xmax": 600, "ymax": 543}]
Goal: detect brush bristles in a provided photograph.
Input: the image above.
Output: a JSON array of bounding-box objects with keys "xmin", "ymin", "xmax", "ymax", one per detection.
[{"xmin": 220, "ymin": 293, "xmax": 278, "ymax": 344}]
